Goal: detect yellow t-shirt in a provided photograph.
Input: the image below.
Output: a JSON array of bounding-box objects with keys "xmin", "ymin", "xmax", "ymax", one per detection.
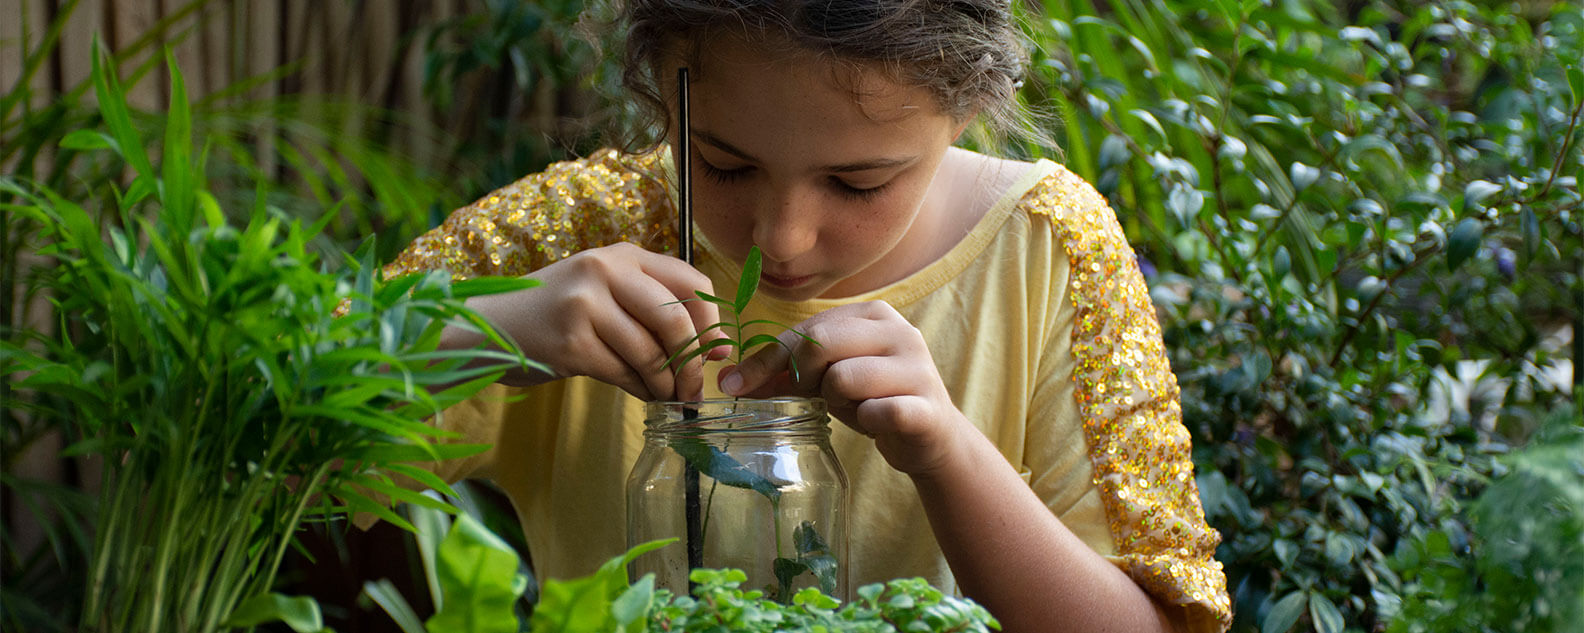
[{"xmin": 386, "ymin": 149, "xmax": 1231, "ymax": 632}]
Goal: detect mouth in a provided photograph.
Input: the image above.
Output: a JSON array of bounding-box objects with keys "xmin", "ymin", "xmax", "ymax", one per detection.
[{"xmin": 760, "ymin": 272, "xmax": 813, "ymax": 289}]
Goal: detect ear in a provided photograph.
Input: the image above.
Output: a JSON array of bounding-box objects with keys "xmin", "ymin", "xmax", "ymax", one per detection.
[{"xmin": 950, "ymin": 113, "xmax": 976, "ymax": 143}]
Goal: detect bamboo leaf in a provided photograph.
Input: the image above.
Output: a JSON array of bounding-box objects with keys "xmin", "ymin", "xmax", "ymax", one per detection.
[
  {"xmin": 362, "ymin": 579, "xmax": 430, "ymax": 633},
  {"xmin": 60, "ymin": 129, "xmax": 115, "ymax": 152},
  {"xmin": 161, "ymin": 51, "xmax": 195, "ymax": 232},
  {"xmin": 341, "ymin": 494, "xmax": 416, "ymax": 533},
  {"xmin": 90, "ymin": 38, "xmax": 155, "ymax": 182},
  {"xmin": 344, "ymin": 443, "xmax": 490, "ymax": 464},
  {"xmin": 383, "ymin": 463, "xmax": 462, "ymax": 498}
]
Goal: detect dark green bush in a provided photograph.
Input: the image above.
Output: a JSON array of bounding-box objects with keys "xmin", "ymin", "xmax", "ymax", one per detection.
[{"xmin": 1019, "ymin": 0, "xmax": 1583, "ymax": 631}]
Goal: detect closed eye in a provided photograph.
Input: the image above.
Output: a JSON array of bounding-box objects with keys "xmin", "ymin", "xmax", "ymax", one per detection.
[
  {"xmin": 699, "ymin": 158, "xmax": 751, "ymax": 184},
  {"xmin": 831, "ymin": 177, "xmax": 890, "ymax": 202}
]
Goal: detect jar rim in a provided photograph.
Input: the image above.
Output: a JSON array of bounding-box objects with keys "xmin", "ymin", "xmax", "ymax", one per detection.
[{"xmin": 644, "ymin": 397, "xmax": 830, "ymax": 434}]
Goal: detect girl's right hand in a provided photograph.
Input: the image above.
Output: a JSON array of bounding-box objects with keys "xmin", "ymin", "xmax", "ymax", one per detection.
[{"xmin": 445, "ymin": 242, "xmax": 725, "ymax": 401}]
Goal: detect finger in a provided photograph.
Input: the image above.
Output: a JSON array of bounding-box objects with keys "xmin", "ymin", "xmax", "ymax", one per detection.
[
  {"xmin": 635, "ymin": 253, "xmax": 727, "ymax": 396},
  {"xmin": 722, "ymin": 327, "xmax": 804, "ymax": 396},
  {"xmin": 781, "ymin": 315, "xmax": 902, "ymax": 394},
  {"xmin": 721, "ymin": 364, "xmax": 799, "ymax": 399},
  {"xmin": 637, "ymin": 252, "xmax": 724, "ymax": 341},
  {"xmin": 589, "ymin": 302, "xmax": 675, "ymax": 400},
  {"xmin": 571, "ymin": 337, "xmax": 655, "ymax": 401}
]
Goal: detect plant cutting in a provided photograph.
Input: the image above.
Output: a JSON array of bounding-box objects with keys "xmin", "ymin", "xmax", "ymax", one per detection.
[
  {"xmin": 660, "ymin": 245, "xmax": 818, "ymax": 377},
  {"xmin": 0, "ymin": 45, "xmax": 540, "ymax": 633},
  {"xmin": 628, "ymin": 245, "xmax": 844, "ymax": 603}
]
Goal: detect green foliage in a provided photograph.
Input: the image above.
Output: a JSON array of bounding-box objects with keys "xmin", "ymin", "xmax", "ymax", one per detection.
[
  {"xmin": 0, "ymin": 44, "xmax": 540, "ymax": 632},
  {"xmin": 526, "ymin": 540, "xmax": 999, "ymax": 633},
  {"xmin": 418, "ymin": 0, "xmax": 615, "ymax": 195},
  {"xmin": 1018, "ymin": 0, "xmax": 1583, "ymax": 631},
  {"xmin": 427, "ymin": 514, "xmax": 533, "ymax": 633},
  {"xmin": 1388, "ymin": 405, "xmax": 1584, "ymax": 633}
]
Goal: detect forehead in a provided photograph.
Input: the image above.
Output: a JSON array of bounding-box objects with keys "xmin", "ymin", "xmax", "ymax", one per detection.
[{"xmin": 675, "ymin": 32, "xmax": 939, "ymax": 124}]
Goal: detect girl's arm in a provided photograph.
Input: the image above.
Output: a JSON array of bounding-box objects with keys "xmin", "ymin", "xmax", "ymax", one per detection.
[
  {"xmin": 720, "ymin": 301, "xmax": 1188, "ymax": 633},
  {"xmin": 382, "ymin": 150, "xmax": 725, "ymax": 402}
]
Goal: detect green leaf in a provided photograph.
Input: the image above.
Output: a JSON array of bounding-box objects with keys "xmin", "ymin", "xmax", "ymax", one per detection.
[
  {"xmin": 450, "ymin": 276, "xmax": 542, "ymax": 299},
  {"xmin": 1274, "ymin": 539, "xmax": 1298, "ymax": 568},
  {"xmin": 691, "ymin": 290, "xmax": 733, "ymax": 306},
  {"xmin": 90, "ymin": 38, "xmax": 155, "ymax": 182},
  {"xmin": 1128, "ymin": 109, "xmax": 1167, "ymax": 143},
  {"xmin": 1567, "ymin": 65, "xmax": 1583, "ymax": 104},
  {"xmin": 363, "ymin": 579, "xmax": 430, "ymax": 633},
  {"xmin": 161, "ymin": 51, "xmax": 195, "ymax": 232},
  {"xmin": 610, "ymin": 574, "xmax": 655, "ymax": 629},
  {"xmin": 1462, "ymin": 179, "xmax": 1502, "ymax": 210},
  {"xmin": 426, "ymin": 514, "xmax": 527, "ymax": 633},
  {"xmin": 1520, "ymin": 206, "xmax": 1540, "ymax": 262},
  {"xmin": 1308, "ymin": 593, "xmax": 1343, "ymax": 633},
  {"xmin": 224, "ymin": 593, "xmax": 325, "ymax": 633},
  {"xmin": 530, "ymin": 540, "xmax": 674, "ymax": 633},
  {"xmin": 1290, "ymin": 162, "xmax": 1321, "ymax": 192},
  {"xmin": 59, "ymin": 129, "xmax": 114, "ymax": 151},
  {"xmin": 1262, "ymin": 591, "xmax": 1307, "ymax": 633},
  {"xmin": 668, "ymin": 438, "xmax": 782, "ymax": 502},
  {"xmin": 734, "ymin": 245, "xmax": 763, "ymax": 314},
  {"xmin": 1167, "ymin": 186, "xmax": 1204, "ymax": 229},
  {"xmin": 1446, "ymin": 218, "xmax": 1483, "ymax": 272}
]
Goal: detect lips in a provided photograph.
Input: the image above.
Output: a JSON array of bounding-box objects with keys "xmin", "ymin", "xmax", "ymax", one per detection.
[{"xmin": 760, "ymin": 272, "xmax": 813, "ymax": 289}]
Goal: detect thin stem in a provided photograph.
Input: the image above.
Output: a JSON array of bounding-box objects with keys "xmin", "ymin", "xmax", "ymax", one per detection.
[
  {"xmin": 1328, "ymin": 242, "xmax": 1439, "ymax": 367},
  {"xmin": 1537, "ymin": 100, "xmax": 1582, "ymax": 200}
]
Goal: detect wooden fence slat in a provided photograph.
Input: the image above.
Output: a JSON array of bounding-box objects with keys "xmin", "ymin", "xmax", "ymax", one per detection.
[{"xmin": 58, "ymin": 0, "xmax": 105, "ymax": 92}]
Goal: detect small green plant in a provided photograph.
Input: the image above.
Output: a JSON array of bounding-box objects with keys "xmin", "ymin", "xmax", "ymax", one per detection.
[
  {"xmin": 367, "ymin": 529, "xmax": 1000, "ymax": 633},
  {"xmin": 661, "ymin": 244, "xmax": 819, "ymax": 377}
]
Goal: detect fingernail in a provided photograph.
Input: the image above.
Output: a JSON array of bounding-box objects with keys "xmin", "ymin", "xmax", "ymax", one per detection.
[{"xmin": 719, "ymin": 369, "xmax": 743, "ymax": 395}]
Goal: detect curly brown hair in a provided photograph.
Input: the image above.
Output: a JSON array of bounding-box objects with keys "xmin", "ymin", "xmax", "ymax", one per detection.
[{"xmin": 594, "ymin": 0, "xmax": 1037, "ymax": 152}]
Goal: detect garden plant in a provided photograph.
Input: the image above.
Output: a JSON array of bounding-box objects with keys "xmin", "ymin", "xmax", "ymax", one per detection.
[{"xmin": 1, "ymin": 47, "xmax": 540, "ymax": 632}]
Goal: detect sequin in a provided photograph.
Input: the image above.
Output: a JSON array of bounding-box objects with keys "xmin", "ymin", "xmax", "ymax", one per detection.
[
  {"xmin": 382, "ymin": 149, "xmax": 676, "ymax": 280},
  {"xmin": 1029, "ymin": 167, "xmax": 1231, "ymax": 629}
]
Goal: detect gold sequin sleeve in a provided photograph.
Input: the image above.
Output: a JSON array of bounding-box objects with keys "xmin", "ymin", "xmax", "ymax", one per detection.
[
  {"xmin": 1027, "ymin": 168, "xmax": 1232, "ymax": 632},
  {"xmin": 382, "ymin": 148, "xmax": 678, "ymax": 281}
]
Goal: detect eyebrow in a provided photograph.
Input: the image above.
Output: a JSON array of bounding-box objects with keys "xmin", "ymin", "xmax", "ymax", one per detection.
[{"xmin": 692, "ymin": 129, "xmax": 917, "ymax": 173}]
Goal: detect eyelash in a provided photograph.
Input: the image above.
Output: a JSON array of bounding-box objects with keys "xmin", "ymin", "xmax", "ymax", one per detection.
[{"xmin": 698, "ymin": 159, "xmax": 891, "ymax": 203}]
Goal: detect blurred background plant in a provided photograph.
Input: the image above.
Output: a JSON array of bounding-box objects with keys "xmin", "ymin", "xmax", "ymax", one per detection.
[
  {"xmin": 5, "ymin": 0, "xmax": 1581, "ymax": 632},
  {"xmin": 1018, "ymin": 0, "xmax": 1583, "ymax": 631}
]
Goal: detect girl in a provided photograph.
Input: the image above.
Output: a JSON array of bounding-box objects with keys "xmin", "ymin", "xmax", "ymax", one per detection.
[{"xmin": 385, "ymin": 1, "xmax": 1230, "ymax": 631}]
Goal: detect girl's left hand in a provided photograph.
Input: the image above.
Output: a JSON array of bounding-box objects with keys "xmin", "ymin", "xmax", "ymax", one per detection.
[{"xmin": 718, "ymin": 300, "xmax": 968, "ymax": 476}]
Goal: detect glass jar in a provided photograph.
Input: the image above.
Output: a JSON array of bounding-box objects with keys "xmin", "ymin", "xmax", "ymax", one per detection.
[{"xmin": 626, "ymin": 397, "xmax": 848, "ymax": 602}]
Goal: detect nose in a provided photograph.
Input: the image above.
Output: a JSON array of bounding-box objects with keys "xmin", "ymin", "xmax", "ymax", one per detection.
[{"xmin": 752, "ymin": 186, "xmax": 818, "ymax": 263}]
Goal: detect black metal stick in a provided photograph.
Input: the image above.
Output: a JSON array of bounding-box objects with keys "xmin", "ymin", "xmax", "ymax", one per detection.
[{"xmin": 677, "ymin": 67, "xmax": 704, "ymax": 588}]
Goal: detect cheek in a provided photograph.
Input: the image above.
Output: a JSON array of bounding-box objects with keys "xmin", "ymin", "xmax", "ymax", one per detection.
[{"xmin": 691, "ymin": 187, "xmax": 754, "ymax": 243}]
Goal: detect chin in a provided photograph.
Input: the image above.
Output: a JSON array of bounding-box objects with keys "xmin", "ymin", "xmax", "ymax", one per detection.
[{"xmin": 757, "ymin": 282, "xmax": 831, "ymax": 302}]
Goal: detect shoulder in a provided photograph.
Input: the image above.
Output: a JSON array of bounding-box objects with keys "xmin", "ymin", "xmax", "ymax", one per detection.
[
  {"xmin": 1016, "ymin": 164, "xmax": 1127, "ymax": 253},
  {"xmin": 503, "ymin": 147, "xmax": 671, "ymax": 204}
]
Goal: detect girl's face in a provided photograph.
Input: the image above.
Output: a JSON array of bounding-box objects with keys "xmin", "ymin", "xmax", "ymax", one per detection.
[{"xmin": 669, "ymin": 36, "xmax": 964, "ymax": 301}]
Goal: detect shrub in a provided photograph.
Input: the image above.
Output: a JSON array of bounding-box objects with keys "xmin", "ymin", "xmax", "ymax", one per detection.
[{"xmin": 1017, "ymin": 0, "xmax": 1582, "ymax": 630}]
